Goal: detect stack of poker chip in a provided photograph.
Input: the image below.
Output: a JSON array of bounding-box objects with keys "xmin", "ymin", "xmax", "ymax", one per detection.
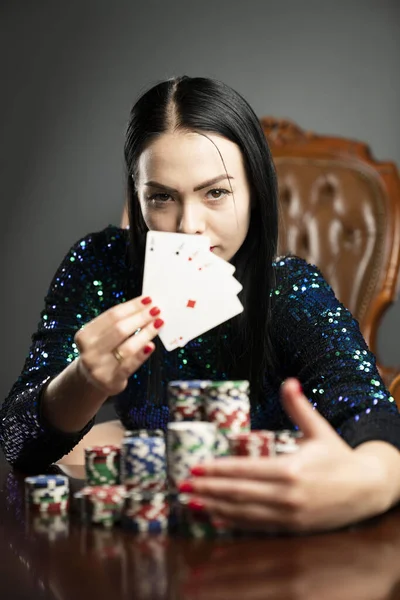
[
  {"xmin": 120, "ymin": 430, "xmax": 169, "ymax": 532},
  {"xmin": 25, "ymin": 474, "xmax": 69, "ymax": 514},
  {"xmin": 72, "ymin": 444, "xmax": 124, "ymax": 528},
  {"xmin": 75, "ymin": 484, "xmax": 126, "ymax": 528},
  {"xmin": 167, "ymin": 421, "xmax": 216, "ymax": 493},
  {"xmin": 167, "ymin": 380, "xmax": 249, "ymax": 537},
  {"xmin": 121, "ymin": 490, "xmax": 169, "ymax": 533},
  {"xmin": 168, "ymin": 380, "xmax": 211, "ymax": 421},
  {"xmin": 166, "ymin": 419, "xmax": 216, "ymax": 536},
  {"xmin": 84, "ymin": 445, "xmax": 121, "ymax": 485},
  {"xmin": 120, "ymin": 431, "xmax": 166, "ymax": 491},
  {"xmin": 227, "ymin": 430, "xmax": 276, "ymax": 457},
  {"xmin": 203, "ymin": 380, "xmax": 251, "ymax": 456},
  {"xmin": 167, "ymin": 420, "xmax": 229, "ymax": 537},
  {"xmin": 73, "ymin": 429, "xmax": 170, "ymax": 532}
]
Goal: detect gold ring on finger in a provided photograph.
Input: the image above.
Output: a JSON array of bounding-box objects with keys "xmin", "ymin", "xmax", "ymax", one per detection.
[{"xmin": 112, "ymin": 347, "xmax": 124, "ymax": 363}]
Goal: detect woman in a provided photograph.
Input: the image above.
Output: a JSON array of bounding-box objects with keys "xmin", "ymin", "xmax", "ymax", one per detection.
[{"xmin": 1, "ymin": 76, "xmax": 400, "ymax": 533}]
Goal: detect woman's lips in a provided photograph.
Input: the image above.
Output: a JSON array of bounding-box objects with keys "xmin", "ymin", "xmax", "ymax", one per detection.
[{"xmin": 210, "ymin": 246, "xmax": 216, "ymax": 252}]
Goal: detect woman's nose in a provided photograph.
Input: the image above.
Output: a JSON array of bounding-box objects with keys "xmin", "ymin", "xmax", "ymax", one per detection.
[{"xmin": 177, "ymin": 201, "xmax": 206, "ymax": 235}]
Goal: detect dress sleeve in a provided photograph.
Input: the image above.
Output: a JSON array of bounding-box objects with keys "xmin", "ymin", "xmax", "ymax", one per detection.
[
  {"xmin": 271, "ymin": 256, "xmax": 400, "ymax": 450},
  {"xmin": 0, "ymin": 227, "xmax": 131, "ymax": 470}
]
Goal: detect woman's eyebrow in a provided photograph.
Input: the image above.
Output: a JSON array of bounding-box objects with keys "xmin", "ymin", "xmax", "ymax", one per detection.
[
  {"xmin": 144, "ymin": 174, "xmax": 234, "ymax": 194},
  {"xmin": 193, "ymin": 174, "xmax": 234, "ymax": 191}
]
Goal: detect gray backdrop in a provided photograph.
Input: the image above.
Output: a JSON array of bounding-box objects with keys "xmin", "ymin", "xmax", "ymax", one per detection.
[{"xmin": 1, "ymin": 0, "xmax": 400, "ymax": 414}]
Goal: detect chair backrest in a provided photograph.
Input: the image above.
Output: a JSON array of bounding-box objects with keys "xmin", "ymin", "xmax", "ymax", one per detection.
[{"xmin": 261, "ymin": 117, "xmax": 400, "ymax": 387}]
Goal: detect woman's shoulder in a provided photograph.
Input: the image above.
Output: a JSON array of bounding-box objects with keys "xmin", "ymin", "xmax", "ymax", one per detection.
[
  {"xmin": 270, "ymin": 254, "xmax": 338, "ymax": 308},
  {"xmin": 272, "ymin": 255, "xmax": 330, "ymax": 288},
  {"xmin": 47, "ymin": 225, "xmax": 134, "ymax": 299},
  {"xmin": 61, "ymin": 225, "xmax": 132, "ymax": 272},
  {"xmin": 67, "ymin": 225, "xmax": 130, "ymax": 256}
]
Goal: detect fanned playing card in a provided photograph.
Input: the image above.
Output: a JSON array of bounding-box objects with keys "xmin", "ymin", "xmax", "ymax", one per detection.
[{"xmin": 142, "ymin": 231, "xmax": 244, "ymax": 351}]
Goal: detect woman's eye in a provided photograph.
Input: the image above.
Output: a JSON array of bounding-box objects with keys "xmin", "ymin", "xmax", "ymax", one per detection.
[
  {"xmin": 147, "ymin": 193, "xmax": 172, "ymax": 203},
  {"xmin": 207, "ymin": 188, "xmax": 230, "ymax": 200}
]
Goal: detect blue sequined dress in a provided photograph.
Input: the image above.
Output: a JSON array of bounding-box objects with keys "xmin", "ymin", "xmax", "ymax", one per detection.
[{"xmin": 1, "ymin": 226, "xmax": 400, "ymax": 470}]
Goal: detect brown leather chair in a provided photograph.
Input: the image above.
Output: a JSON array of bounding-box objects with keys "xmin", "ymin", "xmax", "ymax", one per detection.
[
  {"xmin": 121, "ymin": 119, "xmax": 400, "ymax": 406},
  {"xmin": 262, "ymin": 117, "xmax": 400, "ymax": 406}
]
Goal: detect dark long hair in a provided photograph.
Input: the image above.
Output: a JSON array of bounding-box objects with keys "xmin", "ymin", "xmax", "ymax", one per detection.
[{"xmin": 123, "ymin": 76, "xmax": 279, "ymax": 405}]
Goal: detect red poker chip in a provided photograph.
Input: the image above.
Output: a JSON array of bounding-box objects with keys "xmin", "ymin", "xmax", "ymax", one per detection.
[
  {"xmin": 30, "ymin": 501, "xmax": 69, "ymax": 514},
  {"xmin": 80, "ymin": 485, "xmax": 126, "ymax": 503},
  {"xmin": 127, "ymin": 502, "xmax": 168, "ymax": 521},
  {"xmin": 208, "ymin": 408, "xmax": 250, "ymax": 430},
  {"xmin": 228, "ymin": 431, "xmax": 275, "ymax": 457},
  {"xmin": 125, "ymin": 481, "xmax": 167, "ymax": 492},
  {"xmin": 173, "ymin": 406, "xmax": 202, "ymax": 419},
  {"xmin": 85, "ymin": 445, "xmax": 120, "ymax": 457}
]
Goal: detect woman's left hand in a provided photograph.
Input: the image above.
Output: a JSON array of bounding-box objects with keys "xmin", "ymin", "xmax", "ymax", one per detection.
[{"xmin": 179, "ymin": 378, "xmax": 397, "ymax": 533}]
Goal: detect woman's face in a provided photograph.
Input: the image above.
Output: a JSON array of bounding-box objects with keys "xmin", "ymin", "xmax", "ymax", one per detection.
[{"xmin": 136, "ymin": 131, "xmax": 252, "ymax": 262}]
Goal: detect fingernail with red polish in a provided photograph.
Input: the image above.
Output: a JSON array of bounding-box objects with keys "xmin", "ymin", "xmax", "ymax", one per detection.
[
  {"xmin": 179, "ymin": 481, "xmax": 194, "ymax": 493},
  {"xmin": 188, "ymin": 499, "xmax": 205, "ymax": 511},
  {"xmin": 154, "ymin": 318, "xmax": 164, "ymax": 329},
  {"xmin": 141, "ymin": 296, "xmax": 152, "ymax": 305},
  {"xmin": 191, "ymin": 466, "xmax": 206, "ymax": 477},
  {"xmin": 143, "ymin": 345, "xmax": 153, "ymax": 355},
  {"xmin": 149, "ymin": 306, "xmax": 160, "ymax": 317}
]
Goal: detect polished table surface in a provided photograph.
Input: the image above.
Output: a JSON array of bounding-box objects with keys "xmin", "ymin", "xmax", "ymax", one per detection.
[{"xmin": 2, "ymin": 451, "xmax": 400, "ymax": 600}]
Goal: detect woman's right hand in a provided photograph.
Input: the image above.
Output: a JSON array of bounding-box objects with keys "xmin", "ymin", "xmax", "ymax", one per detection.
[{"xmin": 74, "ymin": 295, "xmax": 164, "ymax": 397}]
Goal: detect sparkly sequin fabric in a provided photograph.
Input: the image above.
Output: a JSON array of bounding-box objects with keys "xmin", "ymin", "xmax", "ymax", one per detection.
[{"xmin": 1, "ymin": 226, "xmax": 400, "ymax": 470}]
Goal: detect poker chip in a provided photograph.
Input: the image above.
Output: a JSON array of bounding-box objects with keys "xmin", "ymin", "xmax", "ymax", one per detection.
[
  {"xmin": 202, "ymin": 380, "xmax": 250, "ymax": 456},
  {"xmin": 167, "ymin": 421, "xmax": 216, "ymax": 492},
  {"xmin": 121, "ymin": 491, "xmax": 169, "ymax": 533},
  {"xmin": 168, "ymin": 380, "xmax": 212, "ymax": 422},
  {"xmin": 275, "ymin": 430, "xmax": 302, "ymax": 454},
  {"xmin": 124, "ymin": 429, "xmax": 165, "ymax": 438},
  {"xmin": 121, "ymin": 435, "xmax": 167, "ymax": 491},
  {"xmin": 75, "ymin": 485, "xmax": 126, "ymax": 528},
  {"xmin": 84, "ymin": 445, "xmax": 121, "ymax": 485},
  {"xmin": 25, "ymin": 475, "xmax": 69, "ymax": 514},
  {"xmin": 207, "ymin": 380, "xmax": 250, "ymax": 395},
  {"xmin": 227, "ymin": 430, "xmax": 276, "ymax": 457},
  {"xmin": 25, "ymin": 474, "xmax": 68, "ymax": 490}
]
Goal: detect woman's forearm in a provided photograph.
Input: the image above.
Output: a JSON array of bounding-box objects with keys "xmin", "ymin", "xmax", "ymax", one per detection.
[{"xmin": 41, "ymin": 358, "xmax": 108, "ymax": 433}]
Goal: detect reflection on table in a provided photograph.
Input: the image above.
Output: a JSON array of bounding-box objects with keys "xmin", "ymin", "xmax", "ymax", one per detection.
[{"xmin": 1, "ymin": 452, "xmax": 400, "ymax": 600}]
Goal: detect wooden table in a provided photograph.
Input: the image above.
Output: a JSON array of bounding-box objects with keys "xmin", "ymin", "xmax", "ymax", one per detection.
[{"xmin": 1, "ymin": 450, "xmax": 400, "ymax": 600}]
